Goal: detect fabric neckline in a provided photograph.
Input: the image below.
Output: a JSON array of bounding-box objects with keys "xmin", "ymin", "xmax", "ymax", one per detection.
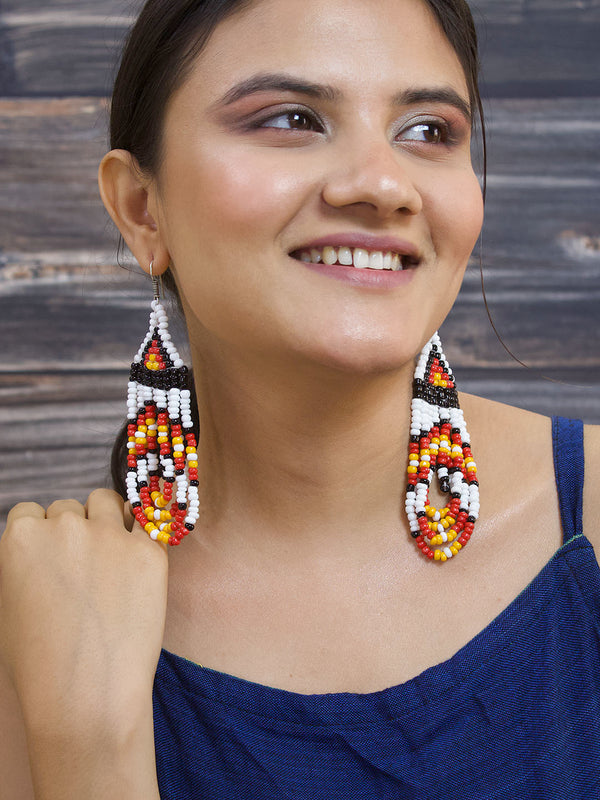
[{"xmin": 158, "ymin": 533, "xmax": 596, "ymax": 728}]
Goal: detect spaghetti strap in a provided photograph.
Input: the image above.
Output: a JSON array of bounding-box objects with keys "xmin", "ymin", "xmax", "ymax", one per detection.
[{"xmin": 552, "ymin": 416, "xmax": 584, "ymax": 544}]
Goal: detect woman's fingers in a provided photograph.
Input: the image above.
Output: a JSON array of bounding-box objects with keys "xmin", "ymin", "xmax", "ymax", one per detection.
[
  {"xmin": 86, "ymin": 490, "xmax": 154, "ymax": 543},
  {"xmin": 123, "ymin": 501, "xmax": 135, "ymax": 532},
  {"xmin": 85, "ymin": 488, "xmax": 128, "ymax": 524},
  {"xmin": 5, "ymin": 502, "xmax": 46, "ymax": 527},
  {"xmin": 4, "ymin": 492, "xmax": 156, "ymax": 548},
  {"xmin": 86, "ymin": 489, "xmax": 167, "ymax": 551},
  {"xmin": 45, "ymin": 498, "xmax": 87, "ymax": 520}
]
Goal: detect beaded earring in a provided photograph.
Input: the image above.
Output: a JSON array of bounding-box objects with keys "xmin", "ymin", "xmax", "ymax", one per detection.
[
  {"xmin": 125, "ymin": 262, "xmax": 199, "ymax": 545},
  {"xmin": 405, "ymin": 332, "xmax": 480, "ymax": 562}
]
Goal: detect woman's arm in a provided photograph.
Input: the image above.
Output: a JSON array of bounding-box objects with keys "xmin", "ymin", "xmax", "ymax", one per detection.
[
  {"xmin": 0, "ymin": 657, "xmax": 35, "ymax": 800},
  {"xmin": 0, "ymin": 490, "xmax": 166, "ymax": 800},
  {"xmin": 23, "ymin": 706, "xmax": 160, "ymax": 800},
  {"xmin": 0, "ymin": 665, "xmax": 158, "ymax": 800}
]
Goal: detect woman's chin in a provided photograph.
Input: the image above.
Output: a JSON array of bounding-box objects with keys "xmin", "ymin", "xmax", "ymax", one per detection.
[{"xmin": 287, "ymin": 338, "xmax": 421, "ymax": 378}]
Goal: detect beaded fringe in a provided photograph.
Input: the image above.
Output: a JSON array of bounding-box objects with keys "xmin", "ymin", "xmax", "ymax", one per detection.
[
  {"xmin": 405, "ymin": 332, "xmax": 480, "ymax": 562},
  {"xmin": 126, "ymin": 298, "xmax": 199, "ymax": 546}
]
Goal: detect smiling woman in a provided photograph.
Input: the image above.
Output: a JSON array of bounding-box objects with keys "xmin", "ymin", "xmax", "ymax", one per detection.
[{"xmin": 1, "ymin": 1, "xmax": 599, "ymax": 799}]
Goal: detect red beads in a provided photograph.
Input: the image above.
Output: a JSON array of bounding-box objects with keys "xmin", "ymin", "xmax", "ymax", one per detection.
[{"xmin": 406, "ymin": 333, "xmax": 480, "ymax": 563}]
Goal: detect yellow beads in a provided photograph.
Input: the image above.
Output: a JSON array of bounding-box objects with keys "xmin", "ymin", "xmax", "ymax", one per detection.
[
  {"xmin": 429, "ymin": 529, "xmax": 458, "ymax": 546},
  {"xmin": 151, "ymin": 491, "xmax": 167, "ymax": 508}
]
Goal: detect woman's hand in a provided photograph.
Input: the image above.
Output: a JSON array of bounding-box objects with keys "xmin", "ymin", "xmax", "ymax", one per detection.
[{"xmin": 0, "ymin": 489, "xmax": 166, "ymax": 800}]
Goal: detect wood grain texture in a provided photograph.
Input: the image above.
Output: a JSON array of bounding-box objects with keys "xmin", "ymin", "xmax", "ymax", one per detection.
[
  {"xmin": 0, "ymin": 0, "xmax": 136, "ymax": 12},
  {"xmin": 1, "ymin": 1, "xmax": 599, "ymax": 96},
  {"xmin": 0, "ymin": 371, "xmax": 123, "ymax": 520},
  {"xmin": 472, "ymin": 0, "xmax": 600, "ymax": 22},
  {"xmin": 0, "ymin": 97, "xmax": 111, "ymax": 253},
  {"xmin": 0, "ymin": 2, "xmax": 134, "ymax": 96}
]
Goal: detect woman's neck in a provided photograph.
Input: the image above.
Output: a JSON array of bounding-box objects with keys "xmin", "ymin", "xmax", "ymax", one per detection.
[{"xmin": 190, "ymin": 345, "xmax": 414, "ymax": 562}]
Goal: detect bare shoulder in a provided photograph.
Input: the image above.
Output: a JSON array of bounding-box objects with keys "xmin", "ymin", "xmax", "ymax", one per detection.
[
  {"xmin": 0, "ymin": 659, "xmax": 35, "ymax": 799},
  {"xmin": 584, "ymin": 422, "xmax": 600, "ymax": 546},
  {"xmin": 461, "ymin": 392, "xmax": 600, "ymax": 554},
  {"xmin": 460, "ymin": 393, "xmax": 562, "ymax": 554},
  {"xmin": 459, "ymin": 391, "xmax": 553, "ymax": 454}
]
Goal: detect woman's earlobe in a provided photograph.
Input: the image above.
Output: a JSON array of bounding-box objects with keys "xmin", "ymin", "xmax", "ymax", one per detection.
[{"xmin": 98, "ymin": 149, "xmax": 170, "ymax": 273}]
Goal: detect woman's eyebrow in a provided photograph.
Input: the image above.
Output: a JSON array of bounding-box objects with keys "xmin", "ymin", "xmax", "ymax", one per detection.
[
  {"xmin": 395, "ymin": 87, "xmax": 472, "ymax": 123},
  {"xmin": 210, "ymin": 73, "xmax": 342, "ymax": 108},
  {"xmin": 210, "ymin": 72, "xmax": 471, "ymax": 122}
]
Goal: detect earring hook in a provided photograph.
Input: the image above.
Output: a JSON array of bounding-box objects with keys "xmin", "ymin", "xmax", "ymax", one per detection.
[{"xmin": 149, "ymin": 260, "xmax": 161, "ymax": 302}]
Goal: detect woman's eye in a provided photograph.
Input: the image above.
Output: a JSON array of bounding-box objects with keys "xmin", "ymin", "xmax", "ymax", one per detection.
[
  {"xmin": 260, "ymin": 111, "xmax": 323, "ymax": 132},
  {"xmin": 401, "ymin": 122, "xmax": 447, "ymax": 144}
]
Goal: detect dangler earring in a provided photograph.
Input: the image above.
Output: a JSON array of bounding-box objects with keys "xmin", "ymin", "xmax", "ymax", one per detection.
[
  {"xmin": 404, "ymin": 332, "xmax": 480, "ymax": 562},
  {"xmin": 125, "ymin": 261, "xmax": 199, "ymax": 546}
]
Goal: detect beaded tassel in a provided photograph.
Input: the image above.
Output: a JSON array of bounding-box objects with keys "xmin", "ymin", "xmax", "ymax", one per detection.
[
  {"xmin": 126, "ymin": 272, "xmax": 199, "ymax": 546},
  {"xmin": 405, "ymin": 332, "xmax": 480, "ymax": 562}
]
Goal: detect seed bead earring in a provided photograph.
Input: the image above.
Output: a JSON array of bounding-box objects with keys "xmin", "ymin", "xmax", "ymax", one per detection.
[
  {"xmin": 125, "ymin": 261, "xmax": 199, "ymax": 545},
  {"xmin": 404, "ymin": 332, "xmax": 480, "ymax": 562}
]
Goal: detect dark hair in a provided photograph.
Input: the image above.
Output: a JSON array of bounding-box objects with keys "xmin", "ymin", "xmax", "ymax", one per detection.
[{"xmin": 109, "ymin": 0, "xmax": 486, "ymax": 497}]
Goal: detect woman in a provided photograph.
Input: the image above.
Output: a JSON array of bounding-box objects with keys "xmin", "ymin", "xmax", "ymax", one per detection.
[{"xmin": 1, "ymin": 0, "xmax": 599, "ymax": 797}]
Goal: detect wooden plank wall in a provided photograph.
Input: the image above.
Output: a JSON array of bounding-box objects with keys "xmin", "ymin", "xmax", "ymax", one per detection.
[{"xmin": 1, "ymin": 0, "xmax": 599, "ymax": 524}]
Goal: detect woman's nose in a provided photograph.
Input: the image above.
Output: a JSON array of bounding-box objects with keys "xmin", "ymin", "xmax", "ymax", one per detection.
[{"xmin": 321, "ymin": 137, "xmax": 423, "ymax": 219}]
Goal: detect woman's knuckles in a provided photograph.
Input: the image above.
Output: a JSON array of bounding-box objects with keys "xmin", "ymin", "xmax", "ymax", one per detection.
[{"xmin": 0, "ymin": 509, "xmax": 168, "ymax": 733}]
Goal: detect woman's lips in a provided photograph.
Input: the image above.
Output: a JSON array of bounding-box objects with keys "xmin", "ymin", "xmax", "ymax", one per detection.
[
  {"xmin": 289, "ymin": 252, "xmax": 417, "ymax": 288},
  {"xmin": 288, "ymin": 234, "xmax": 422, "ymax": 288},
  {"xmin": 290, "ymin": 245, "xmax": 419, "ymax": 271},
  {"xmin": 289, "ymin": 233, "xmax": 422, "ymax": 266}
]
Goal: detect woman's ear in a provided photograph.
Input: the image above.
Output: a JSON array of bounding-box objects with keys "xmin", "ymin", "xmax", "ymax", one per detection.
[{"xmin": 98, "ymin": 149, "xmax": 170, "ymax": 275}]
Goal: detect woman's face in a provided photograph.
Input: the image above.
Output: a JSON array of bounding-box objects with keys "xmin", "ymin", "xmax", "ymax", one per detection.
[{"xmin": 152, "ymin": 0, "xmax": 484, "ymax": 374}]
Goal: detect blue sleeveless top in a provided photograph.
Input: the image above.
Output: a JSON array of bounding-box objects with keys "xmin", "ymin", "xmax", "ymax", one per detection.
[{"xmin": 153, "ymin": 416, "xmax": 600, "ymax": 799}]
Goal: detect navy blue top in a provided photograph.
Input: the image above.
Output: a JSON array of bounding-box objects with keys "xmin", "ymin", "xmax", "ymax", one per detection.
[{"xmin": 153, "ymin": 416, "xmax": 600, "ymax": 799}]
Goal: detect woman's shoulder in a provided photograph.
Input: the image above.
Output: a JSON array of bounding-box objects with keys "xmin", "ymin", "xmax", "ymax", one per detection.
[
  {"xmin": 583, "ymin": 423, "xmax": 600, "ymax": 541},
  {"xmin": 459, "ymin": 391, "xmax": 554, "ymax": 453},
  {"xmin": 460, "ymin": 390, "xmax": 598, "ymax": 447},
  {"xmin": 459, "ymin": 392, "xmax": 600, "ymax": 551}
]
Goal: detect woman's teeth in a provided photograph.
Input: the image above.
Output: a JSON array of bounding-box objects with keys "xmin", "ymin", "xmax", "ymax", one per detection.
[{"xmin": 296, "ymin": 246, "xmax": 404, "ymax": 270}]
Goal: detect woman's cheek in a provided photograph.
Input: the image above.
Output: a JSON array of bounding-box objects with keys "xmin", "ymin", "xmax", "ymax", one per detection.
[
  {"xmin": 187, "ymin": 147, "xmax": 306, "ymax": 239},
  {"xmin": 450, "ymin": 168, "xmax": 484, "ymax": 255},
  {"xmin": 426, "ymin": 168, "xmax": 484, "ymax": 263}
]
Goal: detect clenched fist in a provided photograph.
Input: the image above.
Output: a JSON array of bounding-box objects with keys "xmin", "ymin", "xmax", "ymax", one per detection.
[{"xmin": 0, "ymin": 489, "xmax": 166, "ymax": 800}]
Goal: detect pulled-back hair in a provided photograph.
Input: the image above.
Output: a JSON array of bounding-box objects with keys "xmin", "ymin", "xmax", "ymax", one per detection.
[{"xmin": 109, "ymin": 0, "xmax": 485, "ymax": 496}]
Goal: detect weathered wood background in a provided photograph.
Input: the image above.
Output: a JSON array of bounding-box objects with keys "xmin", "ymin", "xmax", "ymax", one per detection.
[{"xmin": 1, "ymin": 0, "xmax": 599, "ymax": 526}]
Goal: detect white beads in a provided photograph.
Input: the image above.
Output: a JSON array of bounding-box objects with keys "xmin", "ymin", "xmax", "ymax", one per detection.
[
  {"xmin": 406, "ymin": 331, "xmax": 479, "ymax": 563},
  {"xmin": 127, "ymin": 288, "xmax": 202, "ymax": 546}
]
